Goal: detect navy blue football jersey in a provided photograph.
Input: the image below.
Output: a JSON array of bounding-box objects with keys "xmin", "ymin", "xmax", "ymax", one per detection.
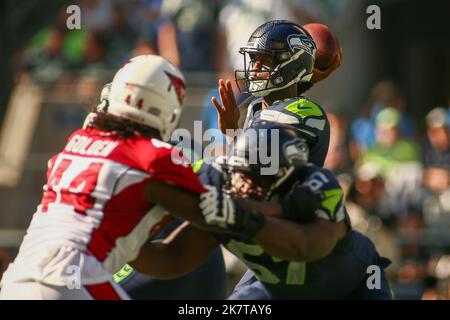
[
  {"xmin": 243, "ymin": 96, "xmax": 330, "ymax": 167},
  {"xmin": 197, "ymin": 161, "xmax": 391, "ymax": 299}
]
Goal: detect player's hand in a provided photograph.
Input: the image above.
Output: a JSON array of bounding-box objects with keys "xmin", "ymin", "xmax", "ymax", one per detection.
[
  {"xmin": 311, "ymin": 47, "xmax": 343, "ymax": 84},
  {"xmin": 211, "ymin": 79, "xmax": 240, "ymax": 134},
  {"xmin": 199, "ymin": 185, "xmax": 266, "ymax": 238},
  {"xmin": 281, "ymin": 185, "xmax": 322, "ymax": 223},
  {"xmin": 200, "ymin": 185, "xmax": 236, "ymax": 228}
]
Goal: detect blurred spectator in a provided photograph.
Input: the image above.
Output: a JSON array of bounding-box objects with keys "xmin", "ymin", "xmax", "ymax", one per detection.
[
  {"xmin": 61, "ymin": 29, "xmax": 89, "ymax": 65},
  {"xmin": 80, "ymin": 0, "xmax": 115, "ymax": 32},
  {"xmin": 366, "ymin": 80, "xmax": 416, "ymax": 138},
  {"xmin": 349, "ymin": 80, "xmax": 416, "ymax": 161},
  {"xmin": 357, "ymin": 107, "xmax": 423, "ymax": 224},
  {"xmin": 393, "ymin": 260, "xmax": 427, "ymax": 300},
  {"xmin": 358, "ymin": 107, "xmax": 421, "ymax": 180},
  {"xmin": 70, "ymin": 32, "xmax": 111, "ymax": 99},
  {"xmin": 103, "ymin": 3, "xmax": 139, "ymax": 67},
  {"xmin": 421, "ymin": 107, "xmax": 450, "ymax": 227},
  {"xmin": 159, "ymin": 0, "xmax": 222, "ymax": 72},
  {"xmin": 286, "ymin": 0, "xmax": 352, "ymax": 25},
  {"xmin": 346, "ymin": 162, "xmax": 399, "ymax": 229},
  {"xmin": 22, "ymin": 27, "xmax": 71, "ymax": 85},
  {"xmin": 118, "ymin": 0, "xmax": 162, "ymax": 34},
  {"xmin": 348, "ymin": 164, "xmax": 385, "ymax": 218},
  {"xmin": 349, "ymin": 117, "xmax": 375, "ymax": 162},
  {"xmin": 344, "ymin": 167, "xmax": 400, "ymax": 274},
  {"xmin": 422, "ymin": 107, "xmax": 450, "ymax": 172},
  {"xmin": 76, "ymin": 32, "xmax": 112, "ymax": 75},
  {"xmin": 131, "ymin": 0, "xmax": 222, "ymax": 71}
]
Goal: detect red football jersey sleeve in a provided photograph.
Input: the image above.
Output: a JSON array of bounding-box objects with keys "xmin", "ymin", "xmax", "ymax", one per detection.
[{"xmin": 146, "ymin": 139, "xmax": 206, "ymax": 194}]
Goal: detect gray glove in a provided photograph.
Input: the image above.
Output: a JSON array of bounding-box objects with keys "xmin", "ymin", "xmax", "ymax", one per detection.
[{"xmin": 200, "ymin": 185, "xmax": 266, "ymax": 238}]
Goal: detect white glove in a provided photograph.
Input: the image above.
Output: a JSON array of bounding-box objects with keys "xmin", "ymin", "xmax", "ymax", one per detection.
[
  {"xmin": 199, "ymin": 185, "xmax": 236, "ymax": 228},
  {"xmin": 199, "ymin": 185, "xmax": 266, "ymax": 238}
]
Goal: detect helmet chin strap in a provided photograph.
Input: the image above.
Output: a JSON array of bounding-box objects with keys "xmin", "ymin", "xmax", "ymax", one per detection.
[{"xmin": 265, "ymin": 166, "xmax": 295, "ymax": 201}]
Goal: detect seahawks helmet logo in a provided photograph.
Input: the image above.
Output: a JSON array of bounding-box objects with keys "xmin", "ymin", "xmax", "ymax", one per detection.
[
  {"xmin": 287, "ymin": 34, "xmax": 316, "ymax": 55},
  {"xmin": 283, "ymin": 138, "xmax": 309, "ymax": 166}
]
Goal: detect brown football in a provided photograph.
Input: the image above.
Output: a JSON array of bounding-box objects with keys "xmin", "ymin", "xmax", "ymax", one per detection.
[{"xmin": 303, "ymin": 23, "xmax": 340, "ymax": 70}]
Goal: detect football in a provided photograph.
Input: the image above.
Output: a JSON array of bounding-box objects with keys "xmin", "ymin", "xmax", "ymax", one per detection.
[{"xmin": 303, "ymin": 23, "xmax": 340, "ymax": 70}]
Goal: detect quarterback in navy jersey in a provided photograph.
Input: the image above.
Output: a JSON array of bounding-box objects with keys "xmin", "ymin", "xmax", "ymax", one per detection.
[{"xmin": 212, "ymin": 20, "xmax": 339, "ymax": 167}]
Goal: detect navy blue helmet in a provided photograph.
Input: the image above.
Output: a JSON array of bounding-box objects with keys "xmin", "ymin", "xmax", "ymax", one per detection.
[{"xmin": 235, "ymin": 20, "xmax": 316, "ymax": 97}]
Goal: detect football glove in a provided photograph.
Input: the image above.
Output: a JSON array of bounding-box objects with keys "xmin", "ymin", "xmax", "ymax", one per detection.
[{"xmin": 200, "ymin": 185, "xmax": 266, "ymax": 238}]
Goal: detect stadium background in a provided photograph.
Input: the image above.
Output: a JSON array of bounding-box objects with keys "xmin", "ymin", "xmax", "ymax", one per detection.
[{"xmin": 0, "ymin": 0, "xmax": 449, "ymax": 299}]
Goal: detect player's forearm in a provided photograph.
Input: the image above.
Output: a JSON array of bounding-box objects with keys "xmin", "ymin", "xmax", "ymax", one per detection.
[
  {"xmin": 130, "ymin": 222, "xmax": 219, "ymax": 279},
  {"xmin": 129, "ymin": 223, "xmax": 188, "ymax": 278},
  {"xmin": 144, "ymin": 180, "xmax": 216, "ymax": 231},
  {"xmin": 254, "ymin": 218, "xmax": 340, "ymax": 262},
  {"xmin": 235, "ymin": 198, "xmax": 282, "ymax": 219},
  {"xmin": 161, "ymin": 193, "xmax": 211, "ymax": 231}
]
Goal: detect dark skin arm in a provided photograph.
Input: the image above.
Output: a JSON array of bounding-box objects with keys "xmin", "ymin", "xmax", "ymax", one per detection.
[
  {"xmin": 144, "ymin": 180, "xmax": 221, "ymax": 232},
  {"xmin": 129, "ymin": 222, "xmax": 219, "ymax": 279},
  {"xmin": 255, "ymin": 218, "xmax": 347, "ymax": 262},
  {"xmin": 239, "ymin": 199, "xmax": 348, "ymax": 262},
  {"xmin": 144, "ymin": 180, "xmax": 345, "ymax": 266}
]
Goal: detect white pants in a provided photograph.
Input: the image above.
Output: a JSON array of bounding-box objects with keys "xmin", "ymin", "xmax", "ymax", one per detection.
[{"xmin": 0, "ymin": 279, "xmax": 130, "ymax": 300}]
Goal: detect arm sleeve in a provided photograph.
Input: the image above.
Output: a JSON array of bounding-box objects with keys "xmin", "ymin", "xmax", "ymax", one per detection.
[
  {"xmin": 301, "ymin": 169, "xmax": 345, "ymax": 223},
  {"xmin": 148, "ymin": 147, "xmax": 206, "ymax": 194}
]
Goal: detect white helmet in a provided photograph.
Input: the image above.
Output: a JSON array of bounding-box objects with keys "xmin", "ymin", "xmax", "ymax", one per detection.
[{"xmin": 107, "ymin": 55, "xmax": 186, "ymax": 141}]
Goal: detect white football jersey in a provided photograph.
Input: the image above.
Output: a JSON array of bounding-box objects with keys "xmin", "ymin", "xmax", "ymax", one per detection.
[{"xmin": 1, "ymin": 128, "xmax": 204, "ymax": 287}]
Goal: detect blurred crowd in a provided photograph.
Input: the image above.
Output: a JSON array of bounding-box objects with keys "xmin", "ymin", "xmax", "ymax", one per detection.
[
  {"xmin": 6, "ymin": 0, "xmax": 450, "ymax": 299},
  {"xmin": 14, "ymin": 0, "xmax": 349, "ymax": 98},
  {"xmin": 326, "ymin": 80, "xmax": 450, "ymax": 300}
]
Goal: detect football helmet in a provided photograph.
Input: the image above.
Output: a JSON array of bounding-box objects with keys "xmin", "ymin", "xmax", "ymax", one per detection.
[
  {"xmin": 107, "ymin": 55, "xmax": 186, "ymax": 141},
  {"xmin": 235, "ymin": 20, "xmax": 316, "ymax": 97},
  {"xmin": 225, "ymin": 121, "xmax": 309, "ymax": 200}
]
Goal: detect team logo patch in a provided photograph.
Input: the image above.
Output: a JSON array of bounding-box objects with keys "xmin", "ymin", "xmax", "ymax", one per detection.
[
  {"xmin": 165, "ymin": 71, "xmax": 186, "ymax": 105},
  {"xmin": 283, "ymin": 138, "xmax": 309, "ymax": 165},
  {"xmin": 287, "ymin": 34, "xmax": 316, "ymax": 55}
]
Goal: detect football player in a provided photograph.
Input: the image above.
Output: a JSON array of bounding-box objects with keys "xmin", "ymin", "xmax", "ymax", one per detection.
[
  {"xmin": 128, "ymin": 122, "xmax": 393, "ymax": 299},
  {"xmin": 212, "ymin": 20, "xmax": 342, "ymax": 167},
  {"xmin": 0, "ymin": 55, "xmax": 221, "ymax": 300},
  {"xmin": 90, "ymin": 81, "xmax": 228, "ymax": 300}
]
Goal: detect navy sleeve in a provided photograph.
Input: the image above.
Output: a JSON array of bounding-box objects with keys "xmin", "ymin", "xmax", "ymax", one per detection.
[{"xmin": 301, "ymin": 167, "xmax": 345, "ymax": 222}]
